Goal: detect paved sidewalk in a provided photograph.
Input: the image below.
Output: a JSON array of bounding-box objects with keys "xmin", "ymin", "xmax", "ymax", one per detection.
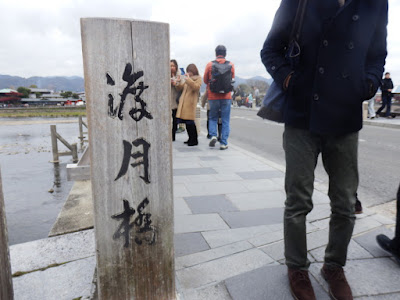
[
  {"xmin": 173, "ymin": 132, "xmax": 399, "ymax": 300},
  {"xmin": 9, "ymin": 129, "xmax": 399, "ymax": 300}
]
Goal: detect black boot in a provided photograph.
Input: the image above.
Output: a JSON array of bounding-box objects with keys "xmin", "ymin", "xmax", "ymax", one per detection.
[
  {"xmin": 187, "ymin": 123, "xmax": 198, "ymax": 146},
  {"xmin": 184, "ymin": 126, "xmax": 190, "ymax": 144}
]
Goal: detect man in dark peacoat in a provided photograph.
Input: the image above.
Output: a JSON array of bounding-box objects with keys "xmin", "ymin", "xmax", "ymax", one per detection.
[{"xmin": 261, "ymin": 1, "xmax": 388, "ymax": 299}]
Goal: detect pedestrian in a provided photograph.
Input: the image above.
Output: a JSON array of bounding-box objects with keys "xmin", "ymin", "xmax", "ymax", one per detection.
[
  {"xmin": 203, "ymin": 45, "xmax": 235, "ymax": 150},
  {"xmin": 376, "ymin": 72, "xmax": 394, "ymax": 118},
  {"xmin": 261, "ymin": 1, "xmax": 388, "ymax": 300},
  {"xmin": 176, "ymin": 64, "xmax": 202, "ymax": 146},
  {"xmin": 248, "ymin": 93, "xmax": 253, "ymax": 108},
  {"xmin": 201, "ymin": 89, "xmax": 222, "ymax": 141},
  {"xmin": 170, "ymin": 59, "xmax": 181, "ymax": 141},
  {"xmin": 254, "ymin": 86, "xmax": 260, "ymax": 106},
  {"xmin": 367, "ymin": 95, "xmax": 376, "ymax": 119},
  {"xmin": 376, "ymin": 183, "xmax": 400, "ymax": 265}
]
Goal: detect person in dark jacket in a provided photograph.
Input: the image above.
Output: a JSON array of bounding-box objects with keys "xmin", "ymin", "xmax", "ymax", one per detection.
[
  {"xmin": 376, "ymin": 72, "xmax": 394, "ymax": 118},
  {"xmin": 261, "ymin": 1, "xmax": 388, "ymax": 299},
  {"xmin": 376, "ymin": 183, "xmax": 400, "ymax": 265}
]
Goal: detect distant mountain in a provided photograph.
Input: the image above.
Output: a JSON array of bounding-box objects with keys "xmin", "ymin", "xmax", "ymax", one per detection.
[
  {"xmin": 0, "ymin": 75, "xmax": 84, "ymax": 92},
  {"xmin": 1, "ymin": 74, "xmax": 272, "ymax": 94}
]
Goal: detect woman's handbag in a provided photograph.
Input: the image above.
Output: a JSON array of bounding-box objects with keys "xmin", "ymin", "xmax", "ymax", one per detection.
[{"xmin": 257, "ymin": 0, "xmax": 308, "ymax": 123}]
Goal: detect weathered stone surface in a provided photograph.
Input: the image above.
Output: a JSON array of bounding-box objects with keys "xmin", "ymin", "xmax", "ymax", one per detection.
[
  {"xmin": 357, "ymin": 294, "xmax": 400, "ymax": 300},
  {"xmin": 176, "ymin": 147, "xmax": 203, "ymax": 152},
  {"xmin": 353, "ymin": 216, "xmax": 384, "ymax": 235},
  {"xmin": 174, "ymin": 168, "xmax": 217, "ymax": 176},
  {"xmin": 176, "ymin": 241, "xmax": 253, "ymax": 270},
  {"xmin": 202, "ymin": 224, "xmax": 283, "ymax": 248},
  {"xmin": 176, "ymin": 249, "xmax": 275, "ymax": 289},
  {"xmin": 312, "ymin": 190, "xmax": 331, "ymax": 204},
  {"xmin": 13, "ymin": 256, "xmax": 96, "ymax": 300},
  {"xmin": 260, "ymin": 240, "xmax": 285, "ymax": 261},
  {"xmin": 199, "ymin": 156, "xmax": 222, "ymax": 161},
  {"xmin": 184, "ymin": 181, "xmax": 248, "ymax": 196},
  {"xmin": 310, "ymin": 240, "xmax": 373, "ymax": 263},
  {"xmin": 184, "ymin": 195, "xmax": 239, "ymax": 214},
  {"xmin": 226, "ymin": 191, "xmax": 285, "ymax": 210},
  {"xmin": 309, "ymin": 258, "xmax": 400, "ymax": 297},
  {"xmin": 182, "ymin": 282, "xmax": 232, "ymax": 300},
  {"xmin": 175, "ymin": 232, "xmax": 210, "ymax": 257},
  {"xmin": 353, "ymin": 227, "xmax": 395, "ymax": 257},
  {"xmin": 225, "ymin": 264, "xmax": 330, "ymax": 300},
  {"xmin": 236, "ymin": 170, "xmax": 285, "ymax": 180},
  {"xmin": 220, "ymin": 208, "xmax": 284, "ymax": 228},
  {"xmin": 10, "ymin": 230, "xmax": 95, "ymax": 274},
  {"xmin": 49, "ymin": 180, "xmax": 94, "ymax": 237},
  {"xmin": 248, "ymin": 229, "xmax": 284, "ymax": 247},
  {"xmin": 175, "ymin": 214, "xmax": 229, "ymax": 234},
  {"xmin": 240, "ymin": 179, "xmax": 283, "ymax": 192},
  {"xmin": 307, "ymin": 228, "xmax": 330, "ymax": 250},
  {"xmin": 174, "ymin": 183, "xmax": 192, "ymax": 197},
  {"xmin": 307, "ymin": 204, "xmax": 332, "ymax": 222},
  {"xmin": 174, "ymin": 197, "xmax": 192, "ymax": 215}
]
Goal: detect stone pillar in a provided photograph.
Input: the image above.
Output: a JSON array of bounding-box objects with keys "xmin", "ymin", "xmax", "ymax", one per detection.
[
  {"xmin": 0, "ymin": 168, "xmax": 14, "ymax": 300},
  {"xmin": 81, "ymin": 18, "xmax": 175, "ymax": 299}
]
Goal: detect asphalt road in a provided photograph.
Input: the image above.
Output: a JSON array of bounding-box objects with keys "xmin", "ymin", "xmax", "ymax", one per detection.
[{"xmin": 201, "ymin": 107, "xmax": 400, "ymax": 208}]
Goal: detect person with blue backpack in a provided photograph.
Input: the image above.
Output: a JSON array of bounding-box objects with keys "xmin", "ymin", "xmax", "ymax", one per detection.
[{"xmin": 203, "ymin": 45, "xmax": 235, "ymax": 150}]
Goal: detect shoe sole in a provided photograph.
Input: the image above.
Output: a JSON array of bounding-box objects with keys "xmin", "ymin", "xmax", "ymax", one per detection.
[
  {"xmin": 209, "ymin": 139, "xmax": 217, "ymax": 147},
  {"xmin": 289, "ymin": 287, "xmax": 300, "ymax": 300}
]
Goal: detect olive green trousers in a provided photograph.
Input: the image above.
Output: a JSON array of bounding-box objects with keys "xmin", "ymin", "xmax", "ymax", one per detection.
[{"xmin": 283, "ymin": 125, "xmax": 358, "ymax": 269}]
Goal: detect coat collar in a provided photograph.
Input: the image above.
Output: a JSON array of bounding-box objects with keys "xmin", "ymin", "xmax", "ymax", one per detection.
[{"xmin": 334, "ymin": 0, "xmax": 354, "ymax": 18}]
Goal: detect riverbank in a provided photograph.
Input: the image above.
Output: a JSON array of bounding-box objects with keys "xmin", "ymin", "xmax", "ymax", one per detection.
[
  {"xmin": 1, "ymin": 117, "xmax": 81, "ymax": 245},
  {"xmin": 0, "ymin": 106, "xmax": 86, "ymax": 118}
]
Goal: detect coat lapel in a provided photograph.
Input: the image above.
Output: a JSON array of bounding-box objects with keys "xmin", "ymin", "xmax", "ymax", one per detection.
[{"xmin": 333, "ymin": 0, "xmax": 354, "ymax": 18}]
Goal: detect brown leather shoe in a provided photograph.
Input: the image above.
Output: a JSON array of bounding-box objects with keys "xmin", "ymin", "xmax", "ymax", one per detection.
[
  {"xmin": 321, "ymin": 265, "xmax": 353, "ymax": 300},
  {"xmin": 288, "ymin": 268, "xmax": 316, "ymax": 300}
]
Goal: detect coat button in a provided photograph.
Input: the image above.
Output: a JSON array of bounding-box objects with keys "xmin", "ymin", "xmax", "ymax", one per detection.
[
  {"xmin": 313, "ymin": 94, "xmax": 319, "ymax": 101},
  {"xmin": 323, "ymin": 40, "xmax": 329, "ymax": 47},
  {"xmin": 352, "ymin": 15, "xmax": 359, "ymax": 21},
  {"xmin": 347, "ymin": 42, "xmax": 354, "ymax": 50},
  {"xmin": 318, "ymin": 67, "xmax": 325, "ymax": 74},
  {"xmin": 271, "ymin": 66, "xmax": 276, "ymax": 71}
]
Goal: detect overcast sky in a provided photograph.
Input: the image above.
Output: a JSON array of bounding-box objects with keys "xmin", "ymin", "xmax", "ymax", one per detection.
[{"xmin": 1, "ymin": 0, "xmax": 400, "ymax": 83}]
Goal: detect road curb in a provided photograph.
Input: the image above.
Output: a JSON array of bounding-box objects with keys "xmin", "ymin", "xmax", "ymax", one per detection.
[{"xmin": 363, "ymin": 120, "xmax": 400, "ymax": 129}]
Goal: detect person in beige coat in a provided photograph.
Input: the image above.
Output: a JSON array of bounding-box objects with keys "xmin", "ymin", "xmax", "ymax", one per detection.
[{"xmin": 176, "ymin": 64, "xmax": 202, "ymax": 146}]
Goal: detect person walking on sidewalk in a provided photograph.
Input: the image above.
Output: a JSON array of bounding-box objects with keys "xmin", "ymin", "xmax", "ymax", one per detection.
[
  {"xmin": 170, "ymin": 59, "xmax": 181, "ymax": 141},
  {"xmin": 203, "ymin": 45, "xmax": 235, "ymax": 150},
  {"xmin": 367, "ymin": 95, "xmax": 376, "ymax": 119},
  {"xmin": 201, "ymin": 89, "xmax": 222, "ymax": 141},
  {"xmin": 376, "ymin": 72, "xmax": 394, "ymax": 118},
  {"xmin": 376, "ymin": 183, "xmax": 400, "ymax": 265},
  {"xmin": 176, "ymin": 64, "xmax": 202, "ymax": 146},
  {"xmin": 261, "ymin": 1, "xmax": 388, "ymax": 299}
]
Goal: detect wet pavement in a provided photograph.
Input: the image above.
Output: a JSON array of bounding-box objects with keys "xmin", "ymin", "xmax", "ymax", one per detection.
[{"xmin": 0, "ymin": 117, "xmax": 83, "ymax": 245}]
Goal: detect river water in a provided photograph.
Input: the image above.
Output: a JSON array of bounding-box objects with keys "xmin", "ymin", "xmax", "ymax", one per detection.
[{"xmin": 0, "ymin": 117, "xmax": 83, "ymax": 245}]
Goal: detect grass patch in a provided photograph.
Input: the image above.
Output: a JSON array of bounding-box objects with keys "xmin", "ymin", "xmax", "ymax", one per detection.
[
  {"xmin": 12, "ymin": 262, "xmax": 68, "ymax": 277},
  {"xmin": 0, "ymin": 107, "xmax": 87, "ymax": 118}
]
